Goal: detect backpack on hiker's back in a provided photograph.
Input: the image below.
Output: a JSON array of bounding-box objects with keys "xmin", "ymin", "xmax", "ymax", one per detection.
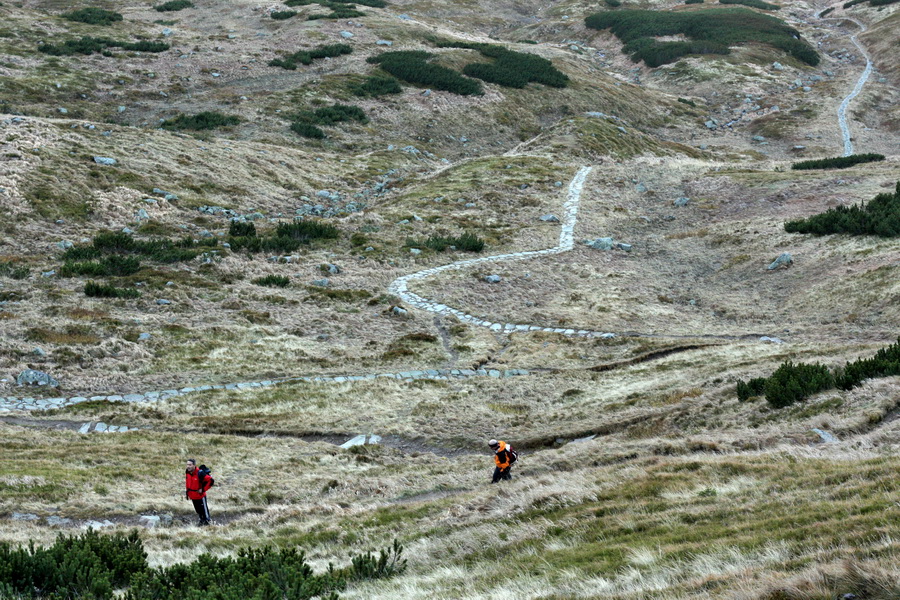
[{"xmin": 198, "ymin": 465, "xmax": 215, "ymax": 489}]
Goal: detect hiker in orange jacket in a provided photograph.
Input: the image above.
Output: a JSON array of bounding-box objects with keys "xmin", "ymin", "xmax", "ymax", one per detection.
[
  {"xmin": 489, "ymin": 439, "xmax": 517, "ymax": 483},
  {"xmin": 185, "ymin": 459, "xmax": 212, "ymax": 526}
]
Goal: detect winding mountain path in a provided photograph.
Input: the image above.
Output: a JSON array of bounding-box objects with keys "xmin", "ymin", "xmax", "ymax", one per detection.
[{"xmin": 818, "ymin": 11, "xmax": 873, "ymax": 155}]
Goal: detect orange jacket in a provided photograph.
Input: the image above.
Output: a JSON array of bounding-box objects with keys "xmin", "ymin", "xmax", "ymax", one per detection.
[{"xmin": 494, "ymin": 441, "xmax": 512, "ymax": 470}]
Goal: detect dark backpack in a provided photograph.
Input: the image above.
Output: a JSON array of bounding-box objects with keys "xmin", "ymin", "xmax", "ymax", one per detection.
[
  {"xmin": 507, "ymin": 446, "xmax": 518, "ymax": 465},
  {"xmin": 198, "ymin": 465, "xmax": 215, "ymax": 488}
]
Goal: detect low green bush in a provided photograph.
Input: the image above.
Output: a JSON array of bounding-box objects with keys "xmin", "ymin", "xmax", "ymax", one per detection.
[
  {"xmin": 154, "ymin": 0, "xmax": 193, "ymax": 11},
  {"xmin": 605, "ymin": 0, "xmax": 622, "ymax": 6},
  {"xmin": 790, "ymin": 153, "xmax": 885, "ymax": 171},
  {"xmin": 870, "ymin": 0, "xmax": 900, "ymax": 6},
  {"xmin": 277, "ymin": 220, "xmax": 340, "ymax": 241},
  {"xmin": 0, "ymin": 531, "xmax": 406, "ymax": 600},
  {"xmin": 351, "ymin": 75, "xmax": 403, "ymax": 97},
  {"xmin": 229, "ymin": 221, "xmax": 338, "ymax": 253},
  {"xmin": 685, "ymin": 0, "xmax": 704, "ymax": 3},
  {"xmin": 290, "ymin": 121, "xmax": 326, "ymax": 139},
  {"xmin": 719, "ymin": 0, "xmax": 780, "ymax": 10},
  {"xmin": 229, "ymin": 221, "xmax": 257, "ymax": 237},
  {"xmin": 0, "ymin": 261, "xmax": 29, "ymax": 279},
  {"xmin": 285, "ymin": 0, "xmax": 387, "ymax": 7},
  {"xmin": 308, "ymin": 8, "xmax": 365, "ymax": 18},
  {"xmin": 60, "ymin": 255, "xmax": 141, "ymax": 277},
  {"xmin": 271, "ymin": 10, "xmax": 298, "ymax": 19},
  {"xmin": 84, "ymin": 281, "xmax": 141, "ymax": 299},
  {"xmin": 843, "ymin": 0, "xmax": 868, "ymax": 6},
  {"xmin": 585, "ymin": 8, "xmax": 818, "ymax": 66},
  {"xmin": 368, "ymin": 51, "xmax": 483, "ymax": 95},
  {"xmin": 269, "ymin": 43, "xmax": 352, "ymax": 70},
  {"xmin": 63, "ymin": 231, "xmax": 215, "ymax": 264},
  {"xmin": 62, "ymin": 8, "xmax": 123, "ymax": 26},
  {"xmin": 409, "ymin": 232, "xmax": 485, "ymax": 252},
  {"xmin": 252, "ymin": 275, "xmax": 291, "ymax": 287},
  {"xmin": 39, "ymin": 36, "xmax": 170, "ymax": 56},
  {"xmin": 764, "ymin": 362, "xmax": 834, "ymax": 408},
  {"xmin": 160, "ymin": 111, "xmax": 240, "ymax": 131},
  {"xmin": 784, "ymin": 182, "xmax": 899, "ymax": 237},
  {"xmin": 820, "ymin": 6, "xmax": 835, "ymax": 14},
  {"xmin": 834, "ymin": 338, "xmax": 900, "ymax": 390},
  {"xmin": 736, "ymin": 377, "xmax": 767, "ymax": 401},
  {"xmin": 437, "ymin": 41, "xmax": 568, "ymax": 88}
]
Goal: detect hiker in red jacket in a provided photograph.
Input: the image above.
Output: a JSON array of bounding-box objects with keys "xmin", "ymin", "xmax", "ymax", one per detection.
[
  {"xmin": 489, "ymin": 439, "xmax": 517, "ymax": 483},
  {"xmin": 185, "ymin": 459, "xmax": 212, "ymax": 526}
]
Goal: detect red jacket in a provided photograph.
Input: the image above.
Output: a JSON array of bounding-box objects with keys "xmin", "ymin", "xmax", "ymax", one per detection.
[{"xmin": 186, "ymin": 468, "xmax": 211, "ymax": 500}]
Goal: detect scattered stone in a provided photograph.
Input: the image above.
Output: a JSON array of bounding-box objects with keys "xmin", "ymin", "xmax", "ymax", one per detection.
[
  {"xmin": 340, "ymin": 31, "xmax": 354, "ymax": 38},
  {"xmin": 811, "ymin": 428, "xmax": 839, "ymax": 443},
  {"xmin": 704, "ymin": 120, "xmax": 717, "ymax": 130},
  {"xmin": 539, "ymin": 214, "xmax": 560, "ymax": 223},
  {"xmin": 792, "ymin": 145, "xmax": 806, "ymax": 151},
  {"xmin": 93, "ymin": 156, "xmax": 117, "ymax": 166},
  {"xmin": 325, "ymin": 263, "xmax": 341, "ymax": 274},
  {"xmin": 585, "ymin": 237, "xmax": 614, "ymax": 250},
  {"xmin": 554, "ymin": 181, "xmax": 563, "ymax": 187},
  {"xmin": 33, "ymin": 347, "xmax": 46, "ymax": 356},
  {"xmin": 767, "ymin": 252, "xmax": 793, "ymax": 270},
  {"xmin": 409, "ymin": 248, "xmax": 422, "ymax": 255},
  {"xmin": 56, "ymin": 240, "xmax": 74, "ymax": 250},
  {"xmin": 674, "ymin": 197, "xmax": 690, "ymax": 207},
  {"xmin": 58, "ymin": 107, "xmax": 68, "ymax": 114},
  {"xmin": 138, "ymin": 333, "xmax": 151, "ymax": 341},
  {"xmin": 340, "ymin": 434, "xmax": 380, "ymax": 448},
  {"xmin": 635, "ymin": 182, "xmax": 647, "ymax": 193},
  {"xmin": 11, "ymin": 512, "xmax": 39, "ymax": 521},
  {"xmin": 159, "ymin": 514, "xmax": 174, "ymax": 527},
  {"xmin": 84, "ymin": 520, "xmax": 115, "ymax": 530},
  {"xmin": 376, "ymin": 40, "xmax": 393, "ymax": 46},
  {"xmin": 139, "ymin": 515, "xmax": 161, "ymax": 528},
  {"xmin": 46, "ymin": 516, "xmax": 72, "ymax": 526},
  {"xmin": 17, "ymin": 369, "xmax": 59, "ymax": 388},
  {"xmin": 772, "ymin": 62, "xmax": 784, "ymax": 71},
  {"xmin": 156, "ymin": 299, "xmax": 172, "ymax": 305},
  {"xmin": 752, "ymin": 135, "xmax": 766, "ymax": 142},
  {"xmin": 78, "ymin": 423, "xmax": 91, "ymax": 434},
  {"xmin": 311, "ymin": 278, "xmax": 329, "ymax": 287},
  {"xmin": 391, "ymin": 306, "xmax": 408, "ymax": 316},
  {"xmin": 95, "ymin": 422, "xmax": 108, "ymax": 432},
  {"xmin": 484, "ymin": 275, "xmax": 502, "ymax": 283},
  {"xmin": 615, "ymin": 243, "xmax": 633, "ymax": 252}
]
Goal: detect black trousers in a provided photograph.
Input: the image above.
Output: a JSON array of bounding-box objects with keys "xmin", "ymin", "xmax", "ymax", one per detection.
[
  {"xmin": 191, "ymin": 497, "xmax": 210, "ymax": 524},
  {"xmin": 492, "ymin": 467, "xmax": 512, "ymax": 483}
]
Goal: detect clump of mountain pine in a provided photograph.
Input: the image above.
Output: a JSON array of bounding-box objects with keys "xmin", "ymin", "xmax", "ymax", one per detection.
[
  {"xmin": 160, "ymin": 111, "xmax": 241, "ymax": 131},
  {"xmin": 351, "ymin": 75, "xmax": 403, "ymax": 97},
  {"xmin": 367, "ymin": 51, "xmax": 483, "ymax": 95},
  {"xmin": 269, "ymin": 44, "xmax": 352, "ymax": 70},
  {"xmin": 228, "ymin": 220, "xmax": 340, "ymax": 253},
  {"xmin": 585, "ymin": 8, "xmax": 818, "ymax": 67},
  {"xmin": 790, "ymin": 153, "xmax": 884, "ymax": 171},
  {"xmin": 62, "ymin": 8, "xmax": 123, "ymax": 26},
  {"xmin": 289, "ymin": 104, "xmax": 368, "ymax": 138},
  {"xmin": 784, "ymin": 182, "xmax": 899, "ymax": 237},
  {"xmin": 737, "ymin": 338, "xmax": 900, "ymax": 406},
  {"xmin": 435, "ymin": 41, "xmax": 569, "ymax": 88},
  {"xmin": 154, "ymin": 0, "xmax": 193, "ymax": 11},
  {"xmin": 39, "ymin": 37, "xmax": 169, "ymax": 56}
]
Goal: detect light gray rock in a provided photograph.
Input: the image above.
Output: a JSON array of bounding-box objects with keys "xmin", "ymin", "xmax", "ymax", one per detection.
[
  {"xmin": 340, "ymin": 31, "xmax": 354, "ymax": 38},
  {"xmin": 391, "ymin": 306, "xmax": 408, "ymax": 316},
  {"xmin": 539, "ymin": 214, "xmax": 560, "ymax": 223},
  {"xmin": 586, "ymin": 238, "xmax": 614, "ymax": 250},
  {"xmin": 704, "ymin": 120, "xmax": 717, "ymax": 130},
  {"xmin": 772, "ymin": 62, "xmax": 784, "ymax": 71},
  {"xmin": 93, "ymin": 156, "xmax": 117, "ymax": 166},
  {"xmin": 409, "ymin": 248, "xmax": 421, "ymax": 255},
  {"xmin": 767, "ymin": 252, "xmax": 793, "ymax": 270},
  {"xmin": 484, "ymin": 275, "xmax": 502, "ymax": 283},
  {"xmin": 156, "ymin": 299, "xmax": 172, "ymax": 305},
  {"xmin": 326, "ymin": 263, "xmax": 341, "ymax": 274},
  {"xmin": 17, "ymin": 369, "xmax": 59, "ymax": 388},
  {"xmin": 83, "ymin": 520, "xmax": 115, "ymax": 530},
  {"xmin": 752, "ymin": 135, "xmax": 766, "ymax": 142},
  {"xmin": 674, "ymin": 197, "xmax": 690, "ymax": 207},
  {"xmin": 759, "ymin": 336, "xmax": 784, "ymax": 344},
  {"xmin": 11, "ymin": 512, "xmax": 39, "ymax": 521},
  {"xmin": 46, "ymin": 516, "xmax": 72, "ymax": 526},
  {"xmin": 311, "ymin": 278, "xmax": 329, "ymax": 287},
  {"xmin": 94, "ymin": 422, "xmax": 108, "ymax": 433},
  {"xmin": 376, "ymin": 40, "xmax": 393, "ymax": 46},
  {"xmin": 811, "ymin": 428, "xmax": 838, "ymax": 443},
  {"xmin": 138, "ymin": 333, "xmax": 151, "ymax": 341},
  {"xmin": 616, "ymin": 243, "xmax": 633, "ymax": 252},
  {"xmin": 139, "ymin": 515, "xmax": 161, "ymax": 528}
]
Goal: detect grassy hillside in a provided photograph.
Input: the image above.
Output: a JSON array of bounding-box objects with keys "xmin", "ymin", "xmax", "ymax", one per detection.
[{"xmin": 0, "ymin": 0, "xmax": 898, "ymax": 598}]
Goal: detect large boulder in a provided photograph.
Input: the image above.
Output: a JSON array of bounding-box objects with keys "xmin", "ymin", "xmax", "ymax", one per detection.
[
  {"xmin": 767, "ymin": 253, "xmax": 793, "ymax": 270},
  {"xmin": 17, "ymin": 369, "xmax": 59, "ymax": 388}
]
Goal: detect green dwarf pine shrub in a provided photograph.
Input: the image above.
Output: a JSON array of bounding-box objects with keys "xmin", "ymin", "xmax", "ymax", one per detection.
[
  {"xmin": 763, "ymin": 361, "xmax": 833, "ymax": 408},
  {"xmin": 63, "ymin": 8, "xmax": 123, "ymax": 25},
  {"xmin": 276, "ymin": 220, "xmax": 340, "ymax": 241},
  {"xmin": 291, "ymin": 121, "xmax": 326, "ymax": 138},
  {"xmin": 160, "ymin": 111, "xmax": 240, "ymax": 131},
  {"xmin": 736, "ymin": 377, "xmax": 767, "ymax": 401},
  {"xmin": 784, "ymin": 182, "xmax": 900, "ymax": 237},
  {"xmin": 39, "ymin": 37, "xmax": 169, "ymax": 56},
  {"xmin": 155, "ymin": 0, "xmax": 194, "ymax": 11},
  {"xmin": 719, "ymin": 0, "xmax": 780, "ymax": 10},
  {"xmin": 437, "ymin": 41, "xmax": 568, "ymax": 88},
  {"xmin": 351, "ymin": 75, "xmax": 403, "ymax": 96},
  {"xmin": 834, "ymin": 338, "xmax": 900, "ymax": 390},
  {"xmin": 790, "ymin": 153, "xmax": 885, "ymax": 170},
  {"xmin": 270, "ymin": 43, "xmax": 352, "ymax": 70},
  {"xmin": 252, "ymin": 275, "xmax": 291, "ymax": 287},
  {"xmin": 419, "ymin": 232, "xmax": 485, "ymax": 252},
  {"xmin": 271, "ymin": 10, "xmax": 298, "ymax": 19},
  {"xmin": 229, "ymin": 221, "xmax": 257, "ymax": 237},
  {"xmin": 85, "ymin": 282, "xmax": 141, "ymax": 299},
  {"xmin": 585, "ymin": 8, "xmax": 818, "ymax": 67},
  {"xmin": 605, "ymin": 0, "xmax": 622, "ymax": 6},
  {"xmin": 367, "ymin": 51, "xmax": 483, "ymax": 95}
]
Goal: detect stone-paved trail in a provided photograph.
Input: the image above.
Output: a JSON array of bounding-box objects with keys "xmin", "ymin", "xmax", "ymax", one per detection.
[{"xmin": 817, "ymin": 11, "xmax": 873, "ymax": 156}]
